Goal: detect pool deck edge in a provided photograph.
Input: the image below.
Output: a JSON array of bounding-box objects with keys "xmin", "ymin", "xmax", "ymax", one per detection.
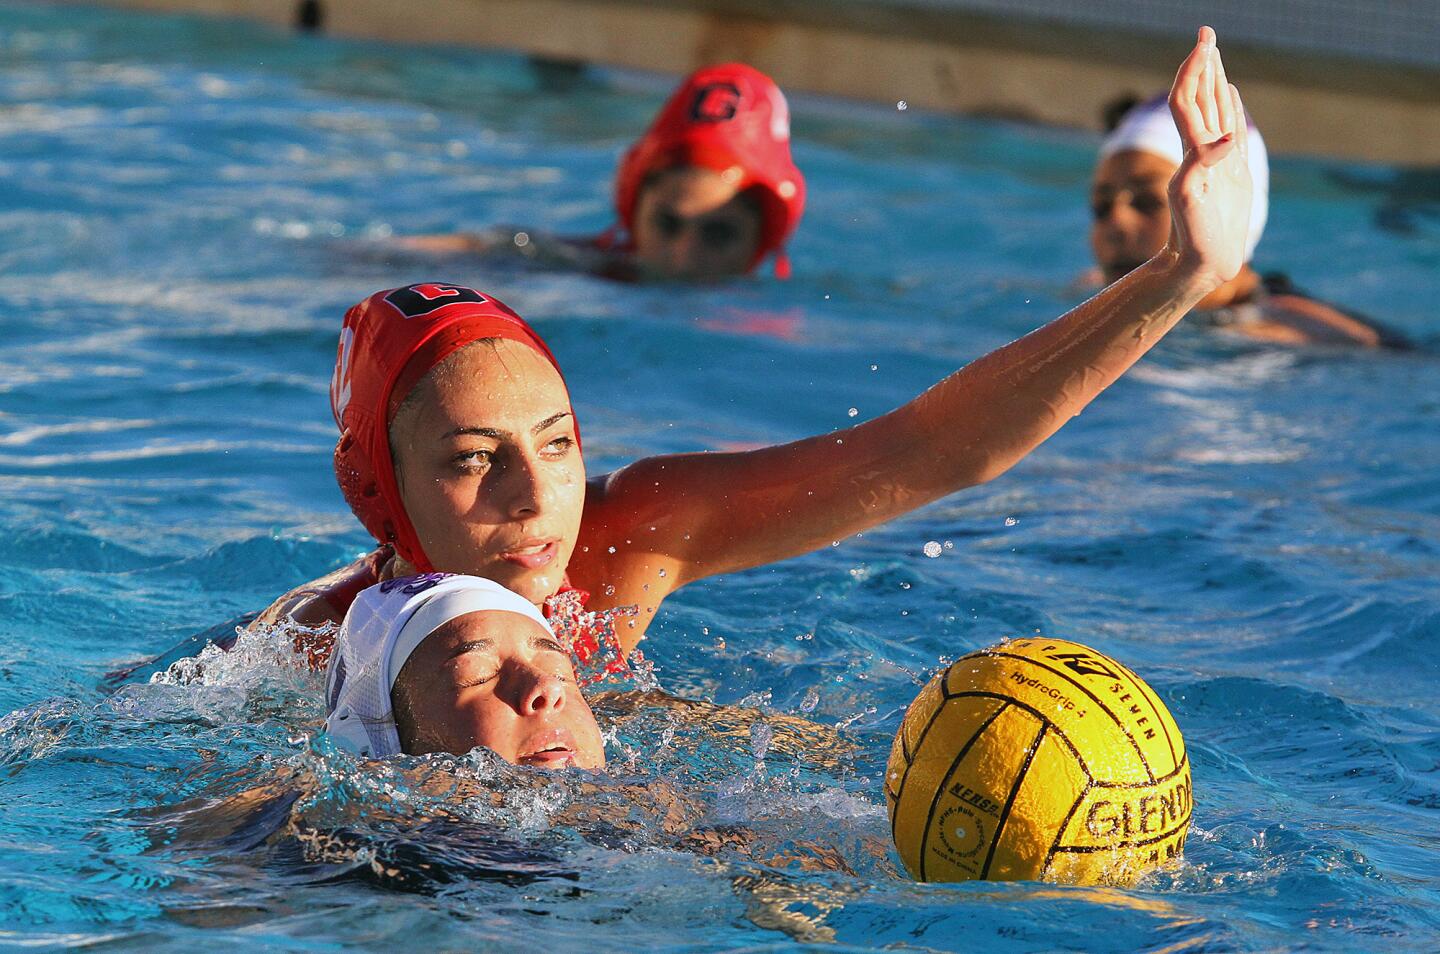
[{"xmin": 52, "ymin": 0, "xmax": 1440, "ymax": 165}]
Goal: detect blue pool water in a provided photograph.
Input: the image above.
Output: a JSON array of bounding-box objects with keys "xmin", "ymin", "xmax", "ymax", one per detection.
[{"xmin": 2, "ymin": 2, "xmax": 1438, "ymax": 949}]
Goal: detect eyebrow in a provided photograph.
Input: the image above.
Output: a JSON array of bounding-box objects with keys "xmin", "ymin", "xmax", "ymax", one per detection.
[
  {"xmin": 444, "ymin": 630, "xmax": 566, "ymax": 662},
  {"xmin": 441, "ymin": 411, "xmax": 572, "ymax": 442},
  {"xmin": 446, "ymin": 638, "xmax": 494, "ymax": 661},
  {"xmin": 530, "ymin": 631, "xmax": 567, "ymax": 653}
]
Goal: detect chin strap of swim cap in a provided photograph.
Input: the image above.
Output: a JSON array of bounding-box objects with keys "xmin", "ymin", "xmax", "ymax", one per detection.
[
  {"xmin": 773, "ymin": 249, "xmax": 792, "ymax": 280},
  {"xmin": 331, "ymin": 284, "xmax": 573, "ymax": 572}
]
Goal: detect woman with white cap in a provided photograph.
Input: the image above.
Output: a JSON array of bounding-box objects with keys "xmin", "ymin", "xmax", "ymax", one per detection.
[{"xmin": 1092, "ymin": 94, "xmax": 1409, "ymax": 348}]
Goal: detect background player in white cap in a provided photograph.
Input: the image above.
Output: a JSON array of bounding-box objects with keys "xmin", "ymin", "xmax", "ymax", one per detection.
[{"xmin": 1090, "ymin": 94, "xmax": 1409, "ymax": 348}]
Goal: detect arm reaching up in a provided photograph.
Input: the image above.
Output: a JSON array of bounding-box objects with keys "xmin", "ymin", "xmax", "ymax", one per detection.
[{"xmin": 575, "ymin": 29, "xmax": 1256, "ymax": 640}]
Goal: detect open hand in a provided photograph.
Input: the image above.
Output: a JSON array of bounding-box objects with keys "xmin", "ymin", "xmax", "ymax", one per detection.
[{"xmin": 1165, "ymin": 26, "xmax": 1253, "ymax": 289}]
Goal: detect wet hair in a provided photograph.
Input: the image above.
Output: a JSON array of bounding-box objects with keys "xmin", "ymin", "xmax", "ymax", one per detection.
[
  {"xmin": 1101, "ymin": 93, "xmax": 1143, "ymax": 133},
  {"xmin": 391, "ymin": 672, "xmax": 421, "ymax": 754}
]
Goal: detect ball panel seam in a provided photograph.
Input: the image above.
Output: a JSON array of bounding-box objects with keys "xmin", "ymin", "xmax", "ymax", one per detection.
[
  {"xmin": 980, "ymin": 721, "xmax": 1047, "ymax": 880},
  {"xmin": 918, "ymin": 701, "xmax": 1009, "ymax": 883},
  {"xmin": 1089, "ymin": 644, "xmax": 1183, "ymax": 771},
  {"xmin": 986, "ymin": 650, "xmax": 1155, "ymax": 783}
]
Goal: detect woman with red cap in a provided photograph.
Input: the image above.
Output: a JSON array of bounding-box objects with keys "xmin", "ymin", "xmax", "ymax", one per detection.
[
  {"xmin": 397, "ymin": 63, "xmax": 803, "ymax": 282},
  {"xmin": 265, "ymin": 30, "xmax": 1251, "ymax": 658}
]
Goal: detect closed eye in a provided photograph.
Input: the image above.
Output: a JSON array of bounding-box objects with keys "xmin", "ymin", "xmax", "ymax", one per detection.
[{"xmin": 457, "ymin": 671, "xmax": 498, "ymax": 688}]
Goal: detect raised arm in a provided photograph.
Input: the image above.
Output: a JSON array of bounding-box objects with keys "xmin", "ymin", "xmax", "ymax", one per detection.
[{"xmin": 575, "ymin": 29, "xmax": 1252, "ymax": 627}]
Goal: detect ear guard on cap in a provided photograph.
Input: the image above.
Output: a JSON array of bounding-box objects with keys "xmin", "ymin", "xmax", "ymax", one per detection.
[{"xmin": 334, "ymin": 428, "xmax": 403, "ymax": 561}]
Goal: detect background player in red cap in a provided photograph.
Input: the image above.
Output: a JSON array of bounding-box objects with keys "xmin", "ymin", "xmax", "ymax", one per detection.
[
  {"xmin": 396, "ymin": 63, "xmax": 803, "ymax": 282},
  {"xmin": 261, "ymin": 30, "xmax": 1257, "ymax": 659}
]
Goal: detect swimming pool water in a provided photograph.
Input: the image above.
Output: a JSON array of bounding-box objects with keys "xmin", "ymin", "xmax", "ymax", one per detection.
[{"xmin": 1, "ymin": 2, "xmax": 1438, "ymax": 949}]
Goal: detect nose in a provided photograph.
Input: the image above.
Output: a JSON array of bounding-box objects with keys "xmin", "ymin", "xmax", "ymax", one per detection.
[
  {"xmin": 501, "ymin": 450, "xmax": 551, "ymax": 520},
  {"xmin": 501, "ymin": 662, "xmax": 566, "ymax": 715},
  {"xmin": 665, "ymin": 228, "xmax": 701, "ymax": 275},
  {"xmin": 1100, "ymin": 191, "xmax": 1145, "ymax": 230}
]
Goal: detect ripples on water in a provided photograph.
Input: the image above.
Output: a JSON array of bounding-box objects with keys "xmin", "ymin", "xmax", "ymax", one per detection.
[{"xmin": 1, "ymin": 2, "xmax": 1437, "ymax": 949}]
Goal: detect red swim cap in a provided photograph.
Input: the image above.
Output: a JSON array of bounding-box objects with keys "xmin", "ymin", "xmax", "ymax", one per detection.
[
  {"xmin": 330, "ymin": 283, "xmax": 571, "ymax": 572},
  {"xmin": 614, "ymin": 63, "xmax": 805, "ymax": 277}
]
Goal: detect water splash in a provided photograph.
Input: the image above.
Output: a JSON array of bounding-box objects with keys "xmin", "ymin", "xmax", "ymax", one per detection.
[{"xmin": 544, "ymin": 589, "xmax": 653, "ymax": 688}]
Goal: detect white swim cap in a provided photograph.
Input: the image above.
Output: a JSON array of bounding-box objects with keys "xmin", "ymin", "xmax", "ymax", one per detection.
[
  {"xmin": 1100, "ymin": 94, "xmax": 1270, "ymax": 262},
  {"xmin": 323, "ymin": 573, "xmax": 552, "ymax": 757}
]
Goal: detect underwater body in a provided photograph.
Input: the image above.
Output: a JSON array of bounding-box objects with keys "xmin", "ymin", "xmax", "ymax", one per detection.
[{"xmin": 1, "ymin": 3, "xmax": 1438, "ymax": 949}]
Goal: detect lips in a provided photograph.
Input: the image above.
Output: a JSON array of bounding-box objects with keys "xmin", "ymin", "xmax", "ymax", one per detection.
[
  {"xmin": 499, "ymin": 538, "xmax": 559, "ymax": 569},
  {"xmin": 517, "ymin": 727, "xmax": 579, "ymax": 768}
]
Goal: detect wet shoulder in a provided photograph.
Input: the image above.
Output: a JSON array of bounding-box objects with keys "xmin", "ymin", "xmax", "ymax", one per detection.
[{"xmin": 251, "ymin": 548, "xmax": 389, "ymax": 629}]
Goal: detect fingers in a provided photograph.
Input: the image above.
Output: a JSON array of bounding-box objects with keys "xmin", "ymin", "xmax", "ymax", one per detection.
[
  {"xmin": 1229, "ymin": 83, "xmax": 1248, "ymax": 157},
  {"xmin": 1168, "ymin": 30, "xmax": 1210, "ymax": 148},
  {"xmin": 1197, "ymin": 45, "xmax": 1219, "ymax": 136},
  {"xmin": 1193, "ymin": 134, "xmax": 1236, "ymax": 169},
  {"xmin": 1213, "ymin": 41, "xmax": 1233, "ymax": 135}
]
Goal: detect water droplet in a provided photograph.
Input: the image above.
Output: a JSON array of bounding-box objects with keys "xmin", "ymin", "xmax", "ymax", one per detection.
[
  {"xmin": 750, "ymin": 721, "xmax": 774, "ymax": 761},
  {"xmin": 1004, "ymin": 516, "xmax": 1019, "ymax": 527},
  {"xmin": 835, "ymin": 438, "xmax": 844, "ymax": 445},
  {"xmin": 923, "ymin": 540, "xmax": 942, "ymax": 558},
  {"xmin": 603, "ymin": 584, "xmax": 616, "ymax": 596},
  {"xmin": 513, "ymin": 231, "xmax": 530, "ymax": 248},
  {"xmin": 897, "ymin": 100, "xmax": 908, "ymax": 110},
  {"xmin": 800, "ymin": 688, "xmax": 820, "ymax": 712},
  {"xmin": 869, "ymin": 363, "xmax": 878, "ymax": 371},
  {"xmin": 657, "ymin": 568, "xmax": 667, "ymax": 578},
  {"xmin": 607, "ymin": 546, "xmax": 617, "ymax": 553},
  {"xmin": 943, "ymin": 540, "xmax": 954, "ymax": 550},
  {"xmin": 900, "ymin": 581, "xmax": 911, "ymax": 590},
  {"xmin": 847, "ymin": 407, "xmax": 858, "ymax": 417}
]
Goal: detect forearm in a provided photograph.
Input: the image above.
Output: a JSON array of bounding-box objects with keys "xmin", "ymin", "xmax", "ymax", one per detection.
[
  {"xmin": 598, "ymin": 252, "xmax": 1212, "ymax": 583},
  {"xmin": 891, "ymin": 251, "xmax": 1210, "ymax": 492}
]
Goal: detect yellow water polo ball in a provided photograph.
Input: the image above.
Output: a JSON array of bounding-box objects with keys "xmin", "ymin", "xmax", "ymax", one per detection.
[{"xmin": 885, "ymin": 637, "xmax": 1191, "ymax": 885}]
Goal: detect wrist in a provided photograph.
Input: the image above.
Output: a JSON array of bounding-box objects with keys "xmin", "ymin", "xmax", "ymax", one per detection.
[{"xmin": 1148, "ymin": 246, "xmax": 1221, "ymax": 305}]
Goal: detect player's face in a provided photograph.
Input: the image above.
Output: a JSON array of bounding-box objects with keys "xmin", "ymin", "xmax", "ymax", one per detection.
[
  {"xmin": 393, "ymin": 610, "xmax": 605, "ymax": 769},
  {"xmin": 1090, "ymin": 150, "xmax": 1176, "ymax": 284},
  {"xmin": 389, "ymin": 340, "xmax": 585, "ymax": 606},
  {"xmin": 633, "ymin": 166, "xmax": 763, "ymax": 281}
]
